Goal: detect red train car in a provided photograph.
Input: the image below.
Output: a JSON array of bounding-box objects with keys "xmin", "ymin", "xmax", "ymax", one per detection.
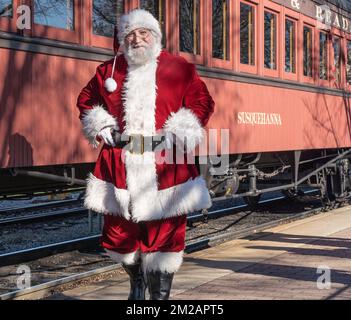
[{"xmin": 1, "ymin": 0, "xmax": 351, "ymax": 203}]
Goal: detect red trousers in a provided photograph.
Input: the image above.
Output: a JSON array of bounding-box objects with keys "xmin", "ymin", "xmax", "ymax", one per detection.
[{"xmin": 101, "ymin": 214, "xmax": 187, "ymax": 255}]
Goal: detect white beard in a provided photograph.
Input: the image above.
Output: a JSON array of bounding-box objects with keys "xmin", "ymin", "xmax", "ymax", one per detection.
[{"xmin": 124, "ymin": 41, "xmax": 161, "ymax": 66}]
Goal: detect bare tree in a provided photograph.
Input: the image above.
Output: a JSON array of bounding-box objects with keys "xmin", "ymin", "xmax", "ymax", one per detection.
[
  {"xmin": 0, "ymin": 0, "xmax": 12, "ymax": 17},
  {"xmin": 34, "ymin": 0, "xmax": 74, "ymax": 30},
  {"xmin": 93, "ymin": 0, "xmax": 124, "ymax": 37}
]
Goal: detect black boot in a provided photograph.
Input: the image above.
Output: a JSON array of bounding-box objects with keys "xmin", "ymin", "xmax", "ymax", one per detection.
[
  {"xmin": 147, "ymin": 271, "xmax": 174, "ymax": 300},
  {"xmin": 122, "ymin": 263, "xmax": 146, "ymax": 300}
]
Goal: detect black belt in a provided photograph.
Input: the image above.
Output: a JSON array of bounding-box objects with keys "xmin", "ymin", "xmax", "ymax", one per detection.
[{"xmin": 114, "ymin": 133, "xmax": 166, "ymax": 154}]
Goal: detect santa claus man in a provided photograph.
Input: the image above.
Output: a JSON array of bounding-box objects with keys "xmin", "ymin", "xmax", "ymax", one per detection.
[{"xmin": 77, "ymin": 9, "xmax": 214, "ymax": 300}]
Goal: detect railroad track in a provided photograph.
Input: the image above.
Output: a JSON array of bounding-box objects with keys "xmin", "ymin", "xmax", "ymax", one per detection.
[
  {"xmin": 0, "ymin": 199, "xmax": 85, "ymax": 226},
  {"xmin": 0, "ymin": 207, "xmax": 88, "ymax": 227},
  {"xmin": 0, "ymin": 191, "xmax": 334, "ymax": 300},
  {"xmin": 0, "ymin": 198, "xmax": 83, "ymax": 215},
  {"xmin": 0, "ymin": 192, "xmax": 310, "ymax": 266},
  {"xmin": 0, "ymin": 190, "xmax": 323, "ymax": 266}
]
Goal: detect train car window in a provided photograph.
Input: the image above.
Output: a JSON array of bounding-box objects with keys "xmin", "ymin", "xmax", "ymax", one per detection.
[
  {"xmin": 285, "ymin": 19, "xmax": 295, "ymax": 73},
  {"xmin": 331, "ymin": 36, "xmax": 341, "ymax": 84},
  {"xmin": 212, "ymin": 0, "xmax": 229, "ymax": 60},
  {"xmin": 179, "ymin": 0, "xmax": 201, "ymax": 55},
  {"xmin": 93, "ymin": 0, "xmax": 123, "ymax": 38},
  {"xmin": 347, "ymin": 41, "xmax": 351, "ymax": 84},
  {"xmin": 264, "ymin": 11, "xmax": 277, "ymax": 70},
  {"xmin": 303, "ymin": 26, "xmax": 313, "ymax": 78},
  {"xmin": 34, "ymin": 0, "xmax": 74, "ymax": 30},
  {"xmin": 240, "ymin": 2, "xmax": 255, "ymax": 65},
  {"xmin": 319, "ymin": 32, "xmax": 328, "ymax": 80},
  {"xmin": 140, "ymin": 0, "xmax": 166, "ymax": 47},
  {"xmin": 0, "ymin": 0, "xmax": 12, "ymax": 17}
]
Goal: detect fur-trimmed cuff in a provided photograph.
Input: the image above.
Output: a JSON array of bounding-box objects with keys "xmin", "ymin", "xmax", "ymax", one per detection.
[
  {"xmin": 142, "ymin": 251, "xmax": 184, "ymax": 274},
  {"xmin": 81, "ymin": 105, "xmax": 118, "ymax": 148},
  {"xmin": 105, "ymin": 249, "xmax": 140, "ymax": 265},
  {"xmin": 84, "ymin": 173, "xmax": 131, "ymax": 220},
  {"xmin": 163, "ymin": 107, "xmax": 205, "ymax": 153}
]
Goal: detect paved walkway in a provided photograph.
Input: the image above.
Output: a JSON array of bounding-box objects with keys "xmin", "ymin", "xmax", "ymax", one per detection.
[{"xmin": 52, "ymin": 207, "xmax": 351, "ymax": 300}]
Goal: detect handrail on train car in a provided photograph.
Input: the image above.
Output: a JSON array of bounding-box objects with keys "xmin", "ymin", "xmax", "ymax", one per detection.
[{"xmin": 10, "ymin": 169, "xmax": 87, "ymax": 186}]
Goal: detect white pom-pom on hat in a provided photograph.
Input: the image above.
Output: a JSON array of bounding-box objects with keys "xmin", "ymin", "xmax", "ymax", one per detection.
[
  {"xmin": 104, "ymin": 77, "xmax": 117, "ymax": 93},
  {"xmin": 104, "ymin": 52, "xmax": 119, "ymax": 93}
]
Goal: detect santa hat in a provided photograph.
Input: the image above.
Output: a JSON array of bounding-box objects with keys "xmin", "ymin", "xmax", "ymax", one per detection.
[
  {"xmin": 104, "ymin": 10, "xmax": 162, "ymax": 93},
  {"xmin": 117, "ymin": 9, "xmax": 162, "ymax": 44}
]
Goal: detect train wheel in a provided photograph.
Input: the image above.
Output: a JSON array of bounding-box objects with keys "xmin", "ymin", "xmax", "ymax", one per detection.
[{"xmin": 243, "ymin": 195, "xmax": 261, "ymax": 210}]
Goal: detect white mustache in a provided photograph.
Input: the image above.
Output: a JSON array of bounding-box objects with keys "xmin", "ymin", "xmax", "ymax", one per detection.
[{"xmin": 131, "ymin": 46, "xmax": 147, "ymax": 50}]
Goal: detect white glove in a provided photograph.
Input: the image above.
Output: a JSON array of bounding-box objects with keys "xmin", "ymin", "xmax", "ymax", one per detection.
[{"xmin": 98, "ymin": 127, "xmax": 116, "ymax": 147}]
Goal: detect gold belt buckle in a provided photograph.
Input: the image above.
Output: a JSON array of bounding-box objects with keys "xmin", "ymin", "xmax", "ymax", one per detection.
[{"xmin": 130, "ymin": 134, "xmax": 144, "ymax": 154}]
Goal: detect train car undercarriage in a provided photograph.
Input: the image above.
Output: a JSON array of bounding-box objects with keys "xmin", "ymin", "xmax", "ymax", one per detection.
[{"xmin": 201, "ymin": 148, "xmax": 351, "ymax": 208}]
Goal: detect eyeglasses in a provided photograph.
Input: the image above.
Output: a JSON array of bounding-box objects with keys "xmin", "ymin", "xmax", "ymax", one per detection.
[{"xmin": 125, "ymin": 28, "xmax": 151, "ymax": 42}]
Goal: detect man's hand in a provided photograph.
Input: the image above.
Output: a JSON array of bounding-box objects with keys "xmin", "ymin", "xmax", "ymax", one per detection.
[{"xmin": 98, "ymin": 127, "xmax": 116, "ymax": 147}]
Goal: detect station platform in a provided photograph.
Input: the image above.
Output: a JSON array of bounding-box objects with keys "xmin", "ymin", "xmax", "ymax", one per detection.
[{"xmin": 51, "ymin": 206, "xmax": 351, "ymax": 300}]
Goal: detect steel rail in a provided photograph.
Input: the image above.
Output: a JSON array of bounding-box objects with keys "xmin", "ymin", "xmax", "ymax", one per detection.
[
  {"xmin": 190, "ymin": 189, "xmax": 319, "ymax": 222},
  {"xmin": 0, "ymin": 263, "xmax": 118, "ymax": 301},
  {"xmin": 0, "ymin": 199, "xmax": 83, "ymax": 215},
  {"xmin": 0, "ymin": 207, "xmax": 88, "ymax": 227},
  {"xmin": 0, "ymin": 235, "xmax": 101, "ymax": 267}
]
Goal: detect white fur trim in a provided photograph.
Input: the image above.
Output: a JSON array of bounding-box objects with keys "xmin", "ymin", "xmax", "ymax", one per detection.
[
  {"xmin": 81, "ymin": 105, "xmax": 118, "ymax": 148},
  {"xmin": 142, "ymin": 251, "xmax": 184, "ymax": 273},
  {"xmin": 157, "ymin": 175, "xmax": 212, "ymax": 220},
  {"xmin": 125, "ymin": 151, "xmax": 158, "ymax": 222},
  {"xmin": 118, "ymin": 9, "xmax": 162, "ymax": 43},
  {"xmin": 105, "ymin": 249, "xmax": 140, "ymax": 265},
  {"xmin": 132, "ymin": 175, "xmax": 212, "ymax": 222},
  {"xmin": 122, "ymin": 52, "xmax": 160, "ymax": 222},
  {"xmin": 122, "ymin": 59, "xmax": 158, "ymax": 136},
  {"xmin": 84, "ymin": 173, "xmax": 131, "ymax": 220},
  {"xmin": 84, "ymin": 173, "xmax": 210, "ymax": 222},
  {"xmin": 163, "ymin": 107, "xmax": 205, "ymax": 153}
]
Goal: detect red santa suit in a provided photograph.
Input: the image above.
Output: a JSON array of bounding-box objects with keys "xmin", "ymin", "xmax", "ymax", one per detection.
[{"xmin": 77, "ymin": 17, "xmax": 214, "ymax": 274}]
